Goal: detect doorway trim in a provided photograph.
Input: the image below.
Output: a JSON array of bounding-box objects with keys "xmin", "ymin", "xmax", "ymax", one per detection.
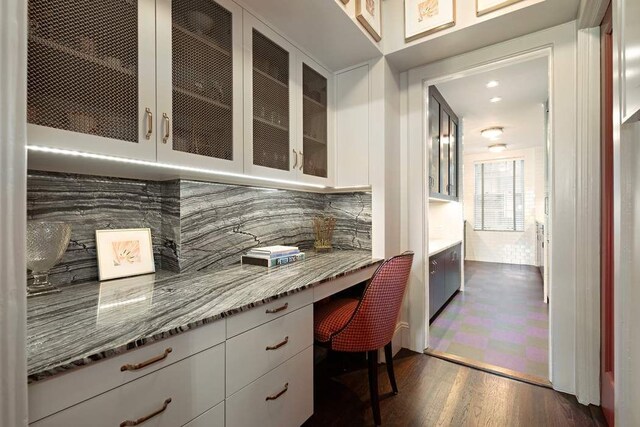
[
  {"xmin": 405, "ymin": 21, "xmax": 582, "ymax": 395},
  {"xmin": 575, "ymin": 26, "xmax": 602, "ymax": 406}
]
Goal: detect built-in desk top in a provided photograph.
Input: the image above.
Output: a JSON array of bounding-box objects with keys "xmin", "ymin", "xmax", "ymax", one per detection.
[{"xmin": 27, "ymin": 250, "xmax": 381, "ymax": 383}]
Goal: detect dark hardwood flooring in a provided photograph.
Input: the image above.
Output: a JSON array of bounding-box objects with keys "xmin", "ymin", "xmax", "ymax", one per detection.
[{"xmin": 304, "ymin": 350, "xmax": 606, "ymax": 427}]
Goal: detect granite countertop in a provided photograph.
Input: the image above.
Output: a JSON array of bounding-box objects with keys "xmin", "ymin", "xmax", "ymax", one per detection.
[
  {"xmin": 428, "ymin": 239, "xmax": 462, "ymax": 257},
  {"xmin": 27, "ymin": 250, "xmax": 381, "ymax": 383}
]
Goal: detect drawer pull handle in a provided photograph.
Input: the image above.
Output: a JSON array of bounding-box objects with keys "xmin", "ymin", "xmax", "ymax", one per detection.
[
  {"xmin": 120, "ymin": 397, "xmax": 172, "ymax": 426},
  {"xmin": 266, "ymin": 336, "xmax": 289, "ymax": 351},
  {"xmin": 120, "ymin": 348, "xmax": 172, "ymax": 372},
  {"xmin": 145, "ymin": 107, "xmax": 153, "ymax": 140},
  {"xmin": 266, "ymin": 302, "xmax": 288, "ymax": 314},
  {"xmin": 266, "ymin": 383, "xmax": 289, "ymax": 401}
]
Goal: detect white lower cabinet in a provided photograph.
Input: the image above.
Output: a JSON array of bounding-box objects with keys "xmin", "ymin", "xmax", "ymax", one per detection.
[
  {"xmin": 184, "ymin": 401, "xmax": 225, "ymax": 427},
  {"xmin": 226, "ymin": 304, "xmax": 313, "ymax": 396},
  {"xmin": 226, "ymin": 346, "xmax": 314, "ymax": 427},
  {"xmin": 31, "ymin": 343, "xmax": 225, "ymax": 427},
  {"xmin": 30, "ymin": 292, "xmax": 317, "ymax": 427}
]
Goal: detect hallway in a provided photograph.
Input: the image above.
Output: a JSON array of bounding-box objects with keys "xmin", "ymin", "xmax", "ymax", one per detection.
[{"xmin": 429, "ymin": 261, "xmax": 549, "ymax": 380}]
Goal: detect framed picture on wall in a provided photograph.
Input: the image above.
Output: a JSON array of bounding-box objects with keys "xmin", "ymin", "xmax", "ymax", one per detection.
[
  {"xmin": 356, "ymin": 0, "xmax": 382, "ymax": 42},
  {"xmin": 96, "ymin": 228, "xmax": 155, "ymax": 281},
  {"xmin": 476, "ymin": 0, "xmax": 524, "ymax": 17},
  {"xmin": 404, "ymin": 0, "xmax": 456, "ymax": 43}
]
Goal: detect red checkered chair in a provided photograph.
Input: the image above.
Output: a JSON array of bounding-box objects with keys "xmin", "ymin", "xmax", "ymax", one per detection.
[{"xmin": 314, "ymin": 251, "xmax": 414, "ymax": 426}]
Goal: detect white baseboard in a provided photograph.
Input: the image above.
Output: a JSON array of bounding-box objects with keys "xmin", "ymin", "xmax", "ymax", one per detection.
[{"xmin": 380, "ymin": 321, "xmax": 409, "ymax": 362}]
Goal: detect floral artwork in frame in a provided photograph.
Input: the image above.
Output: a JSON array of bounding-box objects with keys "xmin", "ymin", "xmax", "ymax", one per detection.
[
  {"xmin": 96, "ymin": 228, "xmax": 155, "ymax": 281},
  {"xmin": 356, "ymin": 0, "xmax": 382, "ymax": 42},
  {"xmin": 476, "ymin": 0, "xmax": 524, "ymax": 17},
  {"xmin": 404, "ymin": 0, "xmax": 455, "ymax": 42}
]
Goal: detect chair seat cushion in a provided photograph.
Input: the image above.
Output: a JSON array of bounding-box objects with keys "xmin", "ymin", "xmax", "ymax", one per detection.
[{"xmin": 313, "ymin": 298, "xmax": 359, "ymax": 343}]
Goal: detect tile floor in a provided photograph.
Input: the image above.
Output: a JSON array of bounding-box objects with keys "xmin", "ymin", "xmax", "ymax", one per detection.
[{"xmin": 429, "ymin": 261, "xmax": 549, "ymax": 379}]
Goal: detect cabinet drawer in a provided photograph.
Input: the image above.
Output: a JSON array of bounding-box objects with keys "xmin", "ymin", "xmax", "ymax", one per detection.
[
  {"xmin": 226, "ymin": 346, "xmax": 313, "ymax": 427},
  {"xmin": 226, "ymin": 290, "xmax": 312, "ymax": 338},
  {"xmin": 31, "ymin": 342, "xmax": 225, "ymax": 427},
  {"xmin": 226, "ymin": 305, "xmax": 312, "ymax": 396},
  {"xmin": 184, "ymin": 401, "xmax": 224, "ymax": 427},
  {"xmin": 29, "ymin": 319, "xmax": 225, "ymax": 423}
]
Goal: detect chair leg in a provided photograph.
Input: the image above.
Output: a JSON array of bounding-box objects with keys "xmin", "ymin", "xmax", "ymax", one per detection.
[
  {"xmin": 367, "ymin": 350, "xmax": 381, "ymax": 426},
  {"xmin": 384, "ymin": 342, "xmax": 398, "ymax": 395}
]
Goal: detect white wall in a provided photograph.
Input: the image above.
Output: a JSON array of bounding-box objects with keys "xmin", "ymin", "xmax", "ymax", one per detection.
[
  {"xmin": 383, "ymin": 0, "xmax": 544, "ymax": 54},
  {"xmin": 428, "ymin": 201, "xmax": 464, "ymax": 241},
  {"xmin": 612, "ymin": 0, "xmax": 640, "ymax": 424},
  {"xmin": 463, "ymin": 147, "xmax": 544, "ymax": 265}
]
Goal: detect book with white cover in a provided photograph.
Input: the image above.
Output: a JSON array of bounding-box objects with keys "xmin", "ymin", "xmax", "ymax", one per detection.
[{"xmin": 247, "ymin": 246, "xmax": 300, "ymax": 258}]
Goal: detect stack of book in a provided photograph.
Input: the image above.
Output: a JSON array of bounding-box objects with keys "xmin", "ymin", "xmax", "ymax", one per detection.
[{"xmin": 241, "ymin": 246, "xmax": 305, "ymax": 267}]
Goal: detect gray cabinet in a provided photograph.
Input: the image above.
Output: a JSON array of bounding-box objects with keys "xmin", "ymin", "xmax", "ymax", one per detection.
[
  {"xmin": 429, "ymin": 243, "xmax": 462, "ymax": 321},
  {"xmin": 428, "ymin": 86, "xmax": 460, "ymax": 201},
  {"xmin": 428, "ymin": 252, "xmax": 446, "ymax": 320}
]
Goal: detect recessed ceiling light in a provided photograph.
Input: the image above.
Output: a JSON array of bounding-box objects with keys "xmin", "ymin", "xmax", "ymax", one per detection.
[
  {"xmin": 486, "ymin": 80, "xmax": 499, "ymax": 88},
  {"xmin": 488, "ymin": 144, "xmax": 507, "ymax": 153},
  {"xmin": 490, "ymin": 96, "xmax": 502, "ymax": 103},
  {"xmin": 481, "ymin": 127, "xmax": 504, "ymax": 139}
]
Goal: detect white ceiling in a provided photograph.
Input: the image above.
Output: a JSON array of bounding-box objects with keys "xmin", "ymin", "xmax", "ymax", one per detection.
[{"xmin": 435, "ymin": 57, "xmax": 549, "ymax": 155}]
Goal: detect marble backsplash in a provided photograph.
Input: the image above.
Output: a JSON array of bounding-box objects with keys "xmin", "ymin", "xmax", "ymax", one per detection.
[{"xmin": 27, "ymin": 171, "xmax": 372, "ymax": 286}]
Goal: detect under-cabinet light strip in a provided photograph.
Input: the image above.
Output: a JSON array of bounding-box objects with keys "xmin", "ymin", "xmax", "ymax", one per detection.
[{"xmin": 26, "ymin": 146, "xmax": 327, "ymax": 189}]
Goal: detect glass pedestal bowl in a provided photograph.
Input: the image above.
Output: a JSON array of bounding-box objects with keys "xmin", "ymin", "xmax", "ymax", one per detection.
[{"xmin": 26, "ymin": 222, "xmax": 71, "ymax": 297}]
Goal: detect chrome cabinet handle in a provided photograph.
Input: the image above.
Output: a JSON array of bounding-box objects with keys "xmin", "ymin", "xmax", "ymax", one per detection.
[
  {"xmin": 293, "ymin": 149, "xmax": 298, "ymax": 169},
  {"xmin": 266, "ymin": 383, "xmax": 289, "ymax": 401},
  {"xmin": 162, "ymin": 113, "xmax": 170, "ymax": 144},
  {"xmin": 299, "ymin": 152, "xmax": 304, "ymax": 170},
  {"xmin": 120, "ymin": 348, "xmax": 172, "ymax": 372},
  {"xmin": 145, "ymin": 108, "xmax": 153, "ymax": 140},
  {"xmin": 120, "ymin": 398, "xmax": 172, "ymax": 426},
  {"xmin": 266, "ymin": 336, "xmax": 289, "ymax": 351},
  {"xmin": 266, "ymin": 302, "xmax": 288, "ymax": 314}
]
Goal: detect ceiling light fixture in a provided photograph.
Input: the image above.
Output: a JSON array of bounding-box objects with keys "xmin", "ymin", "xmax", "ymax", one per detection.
[
  {"xmin": 486, "ymin": 80, "xmax": 499, "ymax": 88},
  {"xmin": 488, "ymin": 144, "xmax": 507, "ymax": 153},
  {"xmin": 481, "ymin": 127, "xmax": 504, "ymax": 139},
  {"xmin": 490, "ymin": 96, "xmax": 502, "ymax": 103}
]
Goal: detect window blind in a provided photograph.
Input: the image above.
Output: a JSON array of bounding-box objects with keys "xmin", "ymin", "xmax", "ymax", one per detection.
[{"xmin": 474, "ymin": 159, "xmax": 525, "ymax": 231}]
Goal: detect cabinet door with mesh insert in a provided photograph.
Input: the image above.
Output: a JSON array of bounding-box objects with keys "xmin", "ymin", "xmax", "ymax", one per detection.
[
  {"xmin": 301, "ymin": 60, "xmax": 331, "ymax": 182},
  {"xmin": 27, "ymin": 0, "xmax": 156, "ymax": 161},
  {"xmin": 243, "ymin": 13, "xmax": 297, "ymax": 180},
  {"xmin": 156, "ymin": 0, "xmax": 243, "ymax": 172}
]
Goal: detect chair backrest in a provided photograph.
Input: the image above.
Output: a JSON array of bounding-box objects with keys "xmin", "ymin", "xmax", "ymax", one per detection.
[{"xmin": 331, "ymin": 251, "xmax": 414, "ymax": 352}]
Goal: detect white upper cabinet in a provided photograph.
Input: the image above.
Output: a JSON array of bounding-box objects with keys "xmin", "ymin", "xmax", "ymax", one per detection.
[
  {"xmin": 297, "ymin": 54, "xmax": 334, "ymax": 186},
  {"xmin": 243, "ymin": 12, "xmax": 297, "ymax": 181},
  {"xmin": 156, "ymin": 0, "xmax": 244, "ymax": 172},
  {"xmin": 335, "ymin": 64, "xmax": 370, "ymax": 187},
  {"xmin": 27, "ymin": 0, "xmax": 157, "ymax": 161},
  {"xmin": 26, "ymin": 0, "xmax": 342, "ymax": 188}
]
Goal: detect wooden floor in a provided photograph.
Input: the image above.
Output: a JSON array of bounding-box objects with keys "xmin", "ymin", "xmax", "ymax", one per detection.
[{"xmin": 304, "ymin": 350, "xmax": 606, "ymax": 427}]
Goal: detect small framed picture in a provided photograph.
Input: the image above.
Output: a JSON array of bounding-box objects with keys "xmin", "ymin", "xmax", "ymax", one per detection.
[
  {"xmin": 96, "ymin": 228, "xmax": 155, "ymax": 281},
  {"xmin": 356, "ymin": 0, "xmax": 382, "ymax": 42},
  {"xmin": 476, "ymin": 0, "xmax": 524, "ymax": 17},
  {"xmin": 404, "ymin": 0, "xmax": 456, "ymax": 43}
]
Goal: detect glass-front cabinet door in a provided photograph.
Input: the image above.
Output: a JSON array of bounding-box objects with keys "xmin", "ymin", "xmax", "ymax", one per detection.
[
  {"xmin": 428, "ymin": 93, "xmax": 441, "ymax": 195},
  {"xmin": 243, "ymin": 12, "xmax": 296, "ymax": 180},
  {"xmin": 428, "ymin": 85, "xmax": 459, "ymax": 201},
  {"xmin": 449, "ymin": 120, "xmax": 458, "ymax": 198},
  {"xmin": 27, "ymin": 0, "xmax": 157, "ymax": 161},
  {"xmin": 299, "ymin": 56, "xmax": 333, "ymax": 185},
  {"xmin": 440, "ymin": 109, "xmax": 450, "ymax": 195},
  {"xmin": 156, "ymin": 0, "xmax": 243, "ymax": 172}
]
